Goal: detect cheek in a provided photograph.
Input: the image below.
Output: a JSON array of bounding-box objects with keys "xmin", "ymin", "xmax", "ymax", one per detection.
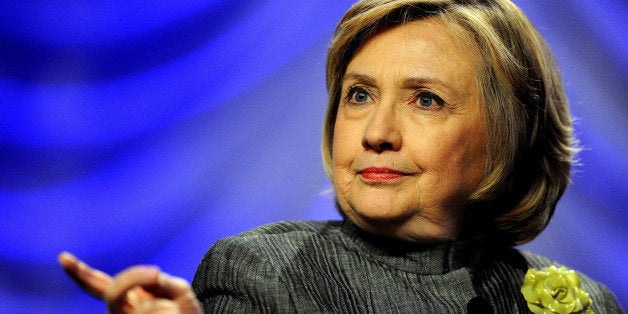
[
  {"xmin": 465, "ymin": 113, "xmax": 488, "ymax": 177},
  {"xmin": 416, "ymin": 120, "xmax": 487, "ymax": 192},
  {"xmin": 331, "ymin": 118, "xmax": 360, "ymax": 197},
  {"xmin": 331, "ymin": 117, "xmax": 359, "ymax": 169},
  {"xmin": 450, "ymin": 122, "xmax": 487, "ymax": 189}
]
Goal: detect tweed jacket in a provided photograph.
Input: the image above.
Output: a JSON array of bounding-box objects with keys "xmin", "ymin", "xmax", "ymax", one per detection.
[{"xmin": 192, "ymin": 220, "xmax": 622, "ymax": 313}]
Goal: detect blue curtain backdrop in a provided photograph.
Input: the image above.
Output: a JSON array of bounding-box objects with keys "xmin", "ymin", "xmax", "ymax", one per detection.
[{"xmin": 0, "ymin": 1, "xmax": 625, "ymax": 312}]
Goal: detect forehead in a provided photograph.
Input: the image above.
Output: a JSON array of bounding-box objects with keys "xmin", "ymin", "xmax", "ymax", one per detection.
[{"xmin": 345, "ymin": 17, "xmax": 480, "ymax": 85}]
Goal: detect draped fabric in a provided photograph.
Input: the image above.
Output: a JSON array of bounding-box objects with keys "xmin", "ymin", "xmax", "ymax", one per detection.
[{"xmin": 0, "ymin": 1, "xmax": 625, "ymax": 312}]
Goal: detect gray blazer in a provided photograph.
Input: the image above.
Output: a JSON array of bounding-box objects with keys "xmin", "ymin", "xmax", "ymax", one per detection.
[{"xmin": 192, "ymin": 220, "xmax": 622, "ymax": 313}]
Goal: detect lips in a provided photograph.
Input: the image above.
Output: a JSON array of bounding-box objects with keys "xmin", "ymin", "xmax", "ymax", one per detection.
[{"xmin": 358, "ymin": 167, "xmax": 406, "ymax": 180}]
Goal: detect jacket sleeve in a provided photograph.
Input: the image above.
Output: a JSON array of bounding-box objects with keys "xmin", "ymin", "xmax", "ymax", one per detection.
[
  {"xmin": 191, "ymin": 235, "xmax": 295, "ymax": 313},
  {"xmin": 584, "ymin": 280, "xmax": 624, "ymax": 313}
]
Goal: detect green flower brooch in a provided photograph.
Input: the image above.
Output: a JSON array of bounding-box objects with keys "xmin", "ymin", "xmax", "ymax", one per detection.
[{"xmin": 521, "ymin": 265, "xmax": 594, "ymax": 314}]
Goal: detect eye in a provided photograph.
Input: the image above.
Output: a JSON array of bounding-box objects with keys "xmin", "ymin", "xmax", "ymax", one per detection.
[
  {"xmin": 416, "ymin": 91, "xmax": 444, "ymax": 108},
  {"xmin": 347, "ymin": 86, "xmax": 372, "ymax": 104}
]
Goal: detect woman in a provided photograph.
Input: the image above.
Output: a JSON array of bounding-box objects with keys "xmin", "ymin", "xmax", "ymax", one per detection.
[{"xmin": 60, "ymin": 0, "xmax": 622, "ymax": 312}]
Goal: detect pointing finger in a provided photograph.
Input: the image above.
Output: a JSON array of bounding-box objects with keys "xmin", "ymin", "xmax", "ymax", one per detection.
[{"xmin": 58, "ymin": 251, "xmax": 113, "ymax": 299}]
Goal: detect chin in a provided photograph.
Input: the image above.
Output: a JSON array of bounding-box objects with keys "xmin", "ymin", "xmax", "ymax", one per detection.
[
  {"xmin": 345, "ymin": 208, "xmax": 459, "ymax": 243},
  {"xmin": 346, "ymin": 201, "xmax": 415, "ymax": 223}
]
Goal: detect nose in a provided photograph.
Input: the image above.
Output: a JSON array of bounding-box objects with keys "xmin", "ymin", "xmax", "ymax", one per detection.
[{"xmin": 362, "ymin": 102, "xmax": 402, "ymax": 152}]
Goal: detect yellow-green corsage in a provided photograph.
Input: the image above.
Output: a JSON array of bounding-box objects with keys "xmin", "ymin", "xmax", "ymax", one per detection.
[{"xmin": 521, "ymin": 265, "xmax": 593, "ymax": 314}]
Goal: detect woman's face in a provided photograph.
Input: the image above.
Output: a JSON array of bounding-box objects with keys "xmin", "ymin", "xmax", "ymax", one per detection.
[{"xmin": 332, "ymin": 18, "xmax": 487, "ymax": 242}]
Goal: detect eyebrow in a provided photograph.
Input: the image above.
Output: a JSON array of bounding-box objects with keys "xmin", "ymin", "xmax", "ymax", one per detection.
[{"xmin": 342, "ymin": 73, "xmax": 377, "ymax": 86}]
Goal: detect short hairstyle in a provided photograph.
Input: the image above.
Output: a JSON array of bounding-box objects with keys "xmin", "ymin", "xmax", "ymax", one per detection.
[{"xmin": 321, "ymin": 0, "xmax": 578, "ymax": 245}]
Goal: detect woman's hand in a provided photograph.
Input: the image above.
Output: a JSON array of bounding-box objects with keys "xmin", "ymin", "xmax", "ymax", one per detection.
[{"xmin": 58, "ymin": 252, "xmax": 202, "ymax": 313}]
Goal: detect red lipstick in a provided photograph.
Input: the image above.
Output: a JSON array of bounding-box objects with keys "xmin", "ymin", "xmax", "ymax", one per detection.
[{"xmin": 359, "ymin": 167, "xmax": 405, "ymax": 180}]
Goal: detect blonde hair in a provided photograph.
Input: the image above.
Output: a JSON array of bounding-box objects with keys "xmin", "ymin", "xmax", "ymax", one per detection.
[{"xmin": 322, "ymin": 0, "xmax": 578, "ymax": 245}]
